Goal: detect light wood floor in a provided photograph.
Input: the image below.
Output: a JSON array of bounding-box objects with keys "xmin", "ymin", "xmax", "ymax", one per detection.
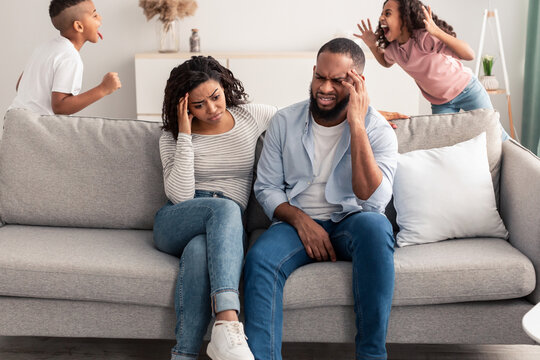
[{"xmin": 1, "ymin": 337, "xmax": 539, "ymax": 360}]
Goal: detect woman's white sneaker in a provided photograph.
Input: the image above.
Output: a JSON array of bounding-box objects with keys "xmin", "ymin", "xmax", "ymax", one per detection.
[{"xmin": 206, "ymin": 320, "xmax": 254, "ymax": 360}]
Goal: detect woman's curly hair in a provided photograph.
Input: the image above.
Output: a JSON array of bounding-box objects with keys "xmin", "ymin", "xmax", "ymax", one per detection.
[
  {"xmin": 376, "ymin": 0, "xmax": 456, "ymax": 48},
  {"xmin": 162, "ymin": 56, "xmax": 248, "ymax": 139}
]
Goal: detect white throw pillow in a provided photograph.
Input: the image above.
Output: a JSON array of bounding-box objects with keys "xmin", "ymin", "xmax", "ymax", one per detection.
[{"xmin": 393, "ymin": 132, "xmax": 508, "ymax": 247}]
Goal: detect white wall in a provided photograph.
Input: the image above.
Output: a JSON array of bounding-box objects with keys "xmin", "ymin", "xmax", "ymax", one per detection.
[{"xmin": 0, "ymin": 0, "xmax": 528, "ymax": 137}]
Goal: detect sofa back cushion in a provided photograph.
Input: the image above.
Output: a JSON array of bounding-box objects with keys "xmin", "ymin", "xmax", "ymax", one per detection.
[
  {"xmin": 246, "ymin": 134, "xmax": 273, "ymax": 233},
  {"xmin": 385, "ymin": 109, "xmax": 503, "ymax": 231},
  {"xmin": 0, "ymin": 109, "xmax": 167, "ymax": 229}
]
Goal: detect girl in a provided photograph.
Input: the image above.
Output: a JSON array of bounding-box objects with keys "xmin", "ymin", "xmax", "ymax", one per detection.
[
  {"xmin": 153, "ymin": 56, "xmax": 276, "ymax": 360},
  {"xmin": 356, "ymin": 0, "xmax": 509, "ymax": 139}
]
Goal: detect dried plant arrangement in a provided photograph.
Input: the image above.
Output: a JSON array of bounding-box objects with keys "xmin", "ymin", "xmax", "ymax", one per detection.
[{"xmin": 139, "ymin": 0, "xmax": 198, "ymax": 31}]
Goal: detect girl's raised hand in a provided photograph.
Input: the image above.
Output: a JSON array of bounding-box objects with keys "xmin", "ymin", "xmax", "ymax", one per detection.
[
  {"xmin": 422, "ymin": 5, "xmax": 441, "ymax": 36},
  {"xmin": 177, "ymin": 93, "xmax": 193, "ymax": 135},
  {"xmin": 354, "ymin": 19, "xmax": 378, "ymax": 49}
]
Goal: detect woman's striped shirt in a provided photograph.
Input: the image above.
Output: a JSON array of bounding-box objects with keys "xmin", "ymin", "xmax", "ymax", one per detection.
[{"xmin": 159, "ymin": 103, "xmax": 277, "ymax": 210}]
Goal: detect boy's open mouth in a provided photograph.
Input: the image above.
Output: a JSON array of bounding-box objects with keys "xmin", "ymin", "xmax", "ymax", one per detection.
[{"xmin": 381, "ymin": 24, "xmax": 389, "ymax": 36}]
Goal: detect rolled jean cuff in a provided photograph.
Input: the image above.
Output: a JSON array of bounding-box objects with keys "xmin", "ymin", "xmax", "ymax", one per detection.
[
  {"xmin": 171, "ymin": 350, "xmax": 197, "ymax": 360},
  {"xmin": 211, "ymin": 288, "xmax": 240, "ymax": 316}
]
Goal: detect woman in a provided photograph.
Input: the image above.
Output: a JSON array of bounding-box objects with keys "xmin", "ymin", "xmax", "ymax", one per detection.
[{"xmin": 153, "ymin": 56, "xmax": 276, "ymax": 360}]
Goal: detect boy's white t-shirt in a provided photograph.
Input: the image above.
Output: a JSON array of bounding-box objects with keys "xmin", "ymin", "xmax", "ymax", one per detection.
[
  {"xmin": 10, "ymin": 36, "xmax": 83, "ymax": 115},
  {"xmin": 295, "ymin": 118, "xmax": 346, "ymax": 220}
]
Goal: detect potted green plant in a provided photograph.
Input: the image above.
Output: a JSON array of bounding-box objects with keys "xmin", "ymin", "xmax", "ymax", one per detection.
[{"xmin": 480, "ymin": 54, "xmax": 499, "ymax": 90}]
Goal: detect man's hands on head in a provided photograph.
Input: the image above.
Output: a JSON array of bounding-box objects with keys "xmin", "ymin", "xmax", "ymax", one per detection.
[
  {"xmin": 341, "ymin": 70, "xmax": 384, "ymax": 200},
  {"xmin": 342, "ymin": 69, "xmax": 369, "ymax": 129}
]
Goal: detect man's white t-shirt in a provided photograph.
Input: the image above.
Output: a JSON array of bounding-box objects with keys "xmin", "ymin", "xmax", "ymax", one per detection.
[
  {"xmin": 10, "ymin": 36, "xmax": 83, "ymax": 115},
  {"xmin": 295, "ymin": 118, "xmax": 346, "ymax": 220}
]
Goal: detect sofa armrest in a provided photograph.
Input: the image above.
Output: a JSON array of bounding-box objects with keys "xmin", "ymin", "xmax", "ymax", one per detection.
[{"xmin": 500, "ymin": 140, "xmax": 540, "ymax": 303}]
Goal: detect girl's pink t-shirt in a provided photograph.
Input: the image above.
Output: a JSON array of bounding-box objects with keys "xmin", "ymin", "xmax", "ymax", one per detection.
[{"xmin": 383, "ymin": 29, "xmax": 472, "ymax": 105}]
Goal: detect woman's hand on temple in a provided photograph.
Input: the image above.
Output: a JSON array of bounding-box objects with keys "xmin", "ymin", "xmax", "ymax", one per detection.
[{"xmin": 177, "ymin": 93, "xmax": 193, "ymax": 135}]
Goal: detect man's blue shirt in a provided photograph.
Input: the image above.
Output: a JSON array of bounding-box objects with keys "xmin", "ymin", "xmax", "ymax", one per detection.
[{"xmin": 254, "ymin": 100, "xmax": 398, "ymax": 222}]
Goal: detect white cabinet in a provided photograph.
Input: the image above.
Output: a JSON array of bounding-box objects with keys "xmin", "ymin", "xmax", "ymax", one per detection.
[
  {"xmin": 135, "ymin": 52, "xmax": 420, "ymax": 121},
  {"xmin": 134, "ymin": 58, "xmax": 182, "ymax": 121},
  {"xmin": 227, "ymin": 54, "xmax": 315, "ymax": 109}
]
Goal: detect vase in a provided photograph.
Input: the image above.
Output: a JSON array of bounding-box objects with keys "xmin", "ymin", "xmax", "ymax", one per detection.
[
  {"xmin": 157, "ymin": 19, "xmax": 179, "ymax": 53},
  {"xmin": 480, "ymin": 75, "xmax": 499, "ymax": 91}
]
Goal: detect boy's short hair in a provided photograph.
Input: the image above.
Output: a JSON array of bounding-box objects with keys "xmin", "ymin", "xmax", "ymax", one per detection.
[{"xmin": 49, "ymin": 0, "xmax": 88, "ymax": 31}]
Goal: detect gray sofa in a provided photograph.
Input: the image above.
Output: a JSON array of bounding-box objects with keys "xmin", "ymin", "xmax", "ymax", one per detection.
[{"xmin": 0, "ymin": 108, "xmax": 538, "ymax": 348}]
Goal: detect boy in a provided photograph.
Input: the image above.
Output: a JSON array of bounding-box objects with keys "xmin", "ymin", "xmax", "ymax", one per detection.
[{"xmin": 10, "ymin": 0, "xmax": 121, "ymax": 115}]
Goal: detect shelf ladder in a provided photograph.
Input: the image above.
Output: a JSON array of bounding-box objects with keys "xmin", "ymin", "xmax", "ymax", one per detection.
[{"xmin": 474, "ymin": 9, "xmax": 516, "ymax": 140}]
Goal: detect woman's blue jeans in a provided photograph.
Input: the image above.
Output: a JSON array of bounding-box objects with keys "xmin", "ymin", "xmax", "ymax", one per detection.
[
  {"xmin": 153, "ymin": 190, "xmax": 245, "ymax": 360},
  {"xmin": 244, "ymin": 212, "xmax": 395, "ymax": 360},
  {"xmin": 431, "ymin": 76, "xmax": 510, "ymax": 141}
]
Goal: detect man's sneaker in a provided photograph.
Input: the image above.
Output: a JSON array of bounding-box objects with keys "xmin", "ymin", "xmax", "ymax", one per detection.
[{"xmin": 206, "ymin": 320, "xmax": 254, "ymax": 360}]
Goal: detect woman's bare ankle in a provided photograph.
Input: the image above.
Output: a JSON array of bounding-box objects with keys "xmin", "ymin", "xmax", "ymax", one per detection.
[{"xmin": 215, "ymin": 310, "xmax": 238, "ymax": 322}]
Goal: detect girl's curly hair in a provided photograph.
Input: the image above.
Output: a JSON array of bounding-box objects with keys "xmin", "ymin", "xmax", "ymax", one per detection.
[
  {"xmin": 162, "ymin": 56, "xmax": 248, "ymax": 139},
  {"xmin": 376, "ymin": 0, "xmax": 456, "ymax": 48}
]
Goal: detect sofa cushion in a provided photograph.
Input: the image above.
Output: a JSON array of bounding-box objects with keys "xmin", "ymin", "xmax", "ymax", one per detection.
[
  {"xmin": 0, "ymin": 225, "xmax": 177, "ymax": 307},
  {"xmin": 281, "ymin": 238, "xmax": 535, "ymax": 309},
  {"xmin": 393, "ymin": 132, "xmax": 508, "ymax": 247},
  {"xmin": 386, "ymin": 109, "xmax": 503, "ymax": 231},
  {"xmin": 0, "ymin": 109, "xmax": 167, "ymax": 229},
  {"xmin": 1, "ymin": 225, "xmax": 534, "ymax": 308},
  {"xmin": 391, "ymin": 109, "xmax": 502, "ymax": 186}
]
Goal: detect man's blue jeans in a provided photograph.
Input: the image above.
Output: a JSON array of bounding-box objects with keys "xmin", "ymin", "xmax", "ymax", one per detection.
[
  {"xmin": 153, "ymin": 190, "xmax": 245, "ymax": 360},
  {"xmin": 244, "ymin": 212, "xmax": 395, "ymax": 360}
]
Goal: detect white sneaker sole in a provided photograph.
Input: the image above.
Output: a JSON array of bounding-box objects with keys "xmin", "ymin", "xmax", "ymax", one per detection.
[
  {"xmin": 207, "ymin": 341, "xmax": 254, "ymax": 360},
  {"xmin": 206, "ymin": 342, "xmax": 221, "ymax": 360}
]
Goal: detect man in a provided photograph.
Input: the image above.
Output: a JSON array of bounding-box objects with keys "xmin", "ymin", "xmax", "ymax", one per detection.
[{"xmin": 244, "ymin": 38, "xmax": 398, "ymax": 360}]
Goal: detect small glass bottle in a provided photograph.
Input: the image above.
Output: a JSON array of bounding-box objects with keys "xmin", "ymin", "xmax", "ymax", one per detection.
[{"xmin": 190, "ymin": 29, "xmax": 200, "ymax": 53}]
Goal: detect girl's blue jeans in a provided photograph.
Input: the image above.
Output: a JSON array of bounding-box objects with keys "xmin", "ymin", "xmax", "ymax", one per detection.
[
  {"xmin": 153, "ymin": 190, "xmax": 245, "ymax": 360},
  {"xmin": 431, "ymin": 76, "xmax": 510, "ymax": 141},
  {"xmin": 244, "ymin": 212, "xmax": 395, "ymax": 360}
]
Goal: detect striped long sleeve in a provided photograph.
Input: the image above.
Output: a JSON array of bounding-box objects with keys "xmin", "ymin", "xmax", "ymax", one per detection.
[
  {"xmin": 159, "ymin": 132, "xmax": 196, "ymax": 204},
  {"xmin": 158, "ymin": 104, "xmax": 278, "ymax": 209}
]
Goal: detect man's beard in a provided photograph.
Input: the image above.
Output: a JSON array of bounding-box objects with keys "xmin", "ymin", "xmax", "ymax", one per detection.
[{"xmin": 309, "ymin": 87, "xmax": 349, "ymax": 123}]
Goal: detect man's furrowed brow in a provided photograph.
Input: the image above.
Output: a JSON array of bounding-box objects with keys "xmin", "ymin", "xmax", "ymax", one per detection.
[{"xmin": 315, "ymin": 72, "xmax": 347, "ymax": 81}]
